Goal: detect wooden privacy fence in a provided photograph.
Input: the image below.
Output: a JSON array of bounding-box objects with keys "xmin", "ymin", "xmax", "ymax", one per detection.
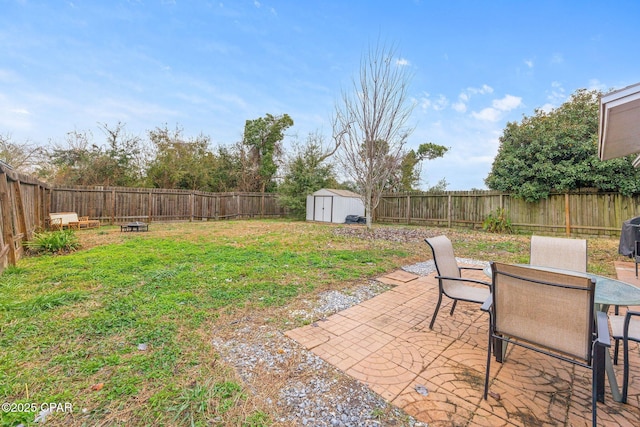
[
  {"xmin": 375, "ymin": 190, "xmax": 640, "ymax": 237},
  {"xmin": 50, "ymin": 186, "xmax": 287, "ymax": 224},
  {"xmin": 3, "ymin": 178, "xmax": 640, "ymax": 275},
  {"xmin": 0, "ymin": 162, "xmax": 50, "ymax": 273}
]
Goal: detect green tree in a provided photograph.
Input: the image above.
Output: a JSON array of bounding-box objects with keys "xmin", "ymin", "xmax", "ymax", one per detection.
[
  {"xmin": 485, "ymin": 88, "xmax": 640, "ymax": 201},
  {"xmin": 278, "ymin": 132, "xmax": 339, "ymax": 218},
  {"xmin": 427, "ymin": 177, "xmax": 449, "ymax": 192},
  {"xmin": 239, "ymin": 113, "xmax": 294, "ymax": 192},
  {"xmin": 146, "ymin": 124, "xmax": 214, "ymax": 190},
  {"xmin": 44, "ymin": 123, "xmax": 144, "ymax": 186},
  {"xmin": 394, "ymin": 142, "xmax": 449, "ymax": 191},
  {"xmin": 96, "ymin": 122, "xmax": 145, "ymax": 186},
  {"xmin": 208, "ymin": 145, "xmax": 242, "ymax": 192}
]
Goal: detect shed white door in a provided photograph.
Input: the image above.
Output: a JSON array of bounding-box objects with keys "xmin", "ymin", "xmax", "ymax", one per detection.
[{"xmin": 314, "ymin": 196, "xmax": 333, "ymax": 222}]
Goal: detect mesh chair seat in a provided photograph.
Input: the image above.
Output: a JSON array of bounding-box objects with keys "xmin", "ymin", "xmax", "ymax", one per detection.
[
  {"xmin": 609, "ymin": 310, "xmax": 640, "ymax": 403},
  {"xmin": 425, "ymin": 235, "xmax": 491, "ymax": 330},
  {"xmin": 444, "ymin": 281, "xmax": 490, "ymax": 303}
]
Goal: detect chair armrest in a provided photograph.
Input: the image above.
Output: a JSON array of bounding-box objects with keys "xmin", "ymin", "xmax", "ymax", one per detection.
[
  {"xmin": 595, "ymin": 311, "xmax": 611, "ymax": 347},
  {"xmin": 434, "ymin": 275, "xmax": 491, "ymax": 287},
  {"xmin": 623, "ymin": 311, "xmax": 640, "ymax": 339},
  {"xmin": 459, "ymin": 266, "xmax": 484, "ymax": 272},
  {"xmin": 481, "ymin": 296, "xmax": 492, "ymax": 312}
]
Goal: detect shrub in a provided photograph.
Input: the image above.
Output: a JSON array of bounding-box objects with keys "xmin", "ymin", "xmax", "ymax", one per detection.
[
  {"xmin": 482, "ymin": 207, "xmax": 513, "ymax": 234},
  {"xmin": 25, "ymin": 229, "xmax": 80, "ymax": 254}
]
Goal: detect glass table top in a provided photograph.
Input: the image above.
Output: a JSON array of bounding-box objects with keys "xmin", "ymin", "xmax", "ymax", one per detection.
[{"xmin": 483, "ymin": 264, "xmax": 640, "ymax": 306}]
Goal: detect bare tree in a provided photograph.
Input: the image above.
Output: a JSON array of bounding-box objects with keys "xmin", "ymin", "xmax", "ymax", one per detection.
[
  {"xmin": 333, "ymin": 42, "xmax": 414, "ymax": 228},
  {"xmin": 0, "ymin": 133, "xmax": 45, "ymax": 174}
]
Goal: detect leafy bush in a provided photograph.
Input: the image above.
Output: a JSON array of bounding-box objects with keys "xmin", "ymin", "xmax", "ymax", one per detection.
[
  {"xmin": 25, "ymin": 229, "xmax": 80, "ymax": 254},
  {"xmin": 482, "ymin": 208, "xmax": 513, "ymax": 234}
]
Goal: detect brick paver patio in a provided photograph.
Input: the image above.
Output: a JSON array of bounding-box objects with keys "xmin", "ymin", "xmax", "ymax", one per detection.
[{"xmin": 286, "ymin": 261, "xmax": 640, "ymax": 426}]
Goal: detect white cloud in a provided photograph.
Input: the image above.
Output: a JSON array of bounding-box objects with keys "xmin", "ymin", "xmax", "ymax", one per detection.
[
  {"xmin": 417, "ymin": 94, "xmax": 431, "ymax": 110},
  {"xmin": 539, "ymin": 103, "xmax": 555, "ymax": 113},
  {"xmin": 0, "ymin": 95, "xmax": 32, "ymax": 131},
  {"xmin": 588, "ymin": 79, "xmax": 607, "ymax": 91},
  {"xmin": 467, "ymin": 84, "xmax": 493, "ymax": 95},
  {"xmin": 396, "ymin": 58, "xmax": 410, "ymax": 66},
  {"xmin": 418, "ymin": 92, "xmax": 449, "ymax": 112},
  {"xmin": 551, "ymin": 53, "xmax": 564, "ymax": 64},
  {"xmin": 432, "ymin": 94, "xmax": 448, "ymax": 111},
  {"xmin": 0, "ymin": 69, "xmax": 21, "ymax": 84},
  {"xmin": 524, "ymin": 59, "xmax": 534, "ymax": 68},
  {"xmin": 492, "ymin": 94, "xmax": 522, "ymax": 111},
  {"xmin": 452, "ymin": 101, "xmax": 467, "ymax": 113},
  {"xmin": 545, "ymin": 81, "xmax": 566, "ymax": 108},
  {"xmin": 471, "ymin": 94, "xmax": 522, "ymax": 122},
  {"xmin": 471, "ymin": 107, "xmax": 501, "ymax": 122},
  {"xmin": 451, "ymin": 84, "xmax": 493, "ymax": 114},
  {"xmin": 254, "ymin": 0, "xmax": 261, "ymax": 8}
]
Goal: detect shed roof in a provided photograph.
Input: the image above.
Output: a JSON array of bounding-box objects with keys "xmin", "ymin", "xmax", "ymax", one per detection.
[{"xmin": 312, "ymin": 188, "xmax": 362, "ymax": 198}]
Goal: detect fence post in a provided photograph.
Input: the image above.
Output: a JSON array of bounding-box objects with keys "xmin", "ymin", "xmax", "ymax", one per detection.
[
  {"xmin": 148, "ymin": 190, "xmax": 153, "ymax": 223},
  {"xmin": 13, "ymin": 180, "xmax": 29, "ymax": 241},
  {"xmin": 0, "ymin": 173, "xmax": 16, "ymax": 266},
  {"xmin": 406, "ymin": 194, "xmax": 410, "ymax": 224},
  {"xmin": 111, "ymin": 189, "xmax": 116, "ymax": 225},
  {"xmin": 190, "ymin": 192, "xmax": 194, "ymax": 222},
  {"xmin": 448, "ymin": 194, "xmax": 452, "ymax": 228},
  {"xmin": 565, "ymin": 193, "xmax": 571, "ymax": 236}
]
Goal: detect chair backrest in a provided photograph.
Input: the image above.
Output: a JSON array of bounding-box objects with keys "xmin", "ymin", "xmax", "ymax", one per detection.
[
  {"xmin": 425, "ymin": 235, "xmax": 461, "ymax": 284},
  {"xmin": 490, "ymin": 262, "xmax": 595, "ymax": 362},
  {"xmin": 530, "ymin": 235, "xmax": 587, "ymax": 272}
]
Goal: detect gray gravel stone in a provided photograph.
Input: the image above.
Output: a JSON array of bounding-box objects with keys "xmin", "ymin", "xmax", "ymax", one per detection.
[{"xmin": 211, "ymin": 261, "xmax": 473, "ymax": 426}]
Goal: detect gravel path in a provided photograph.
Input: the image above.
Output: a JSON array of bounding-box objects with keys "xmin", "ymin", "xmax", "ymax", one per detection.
[
  {"xmin": 212, "ymin": 279, "xmax": 422, "ymax": 426},
  {"xmin": 211, "ymin": 225, "xmax": 489, "ymax": 426},
  {"xmin": 211, "ymin": 257, "xmax": 482, "ymax": 427}
]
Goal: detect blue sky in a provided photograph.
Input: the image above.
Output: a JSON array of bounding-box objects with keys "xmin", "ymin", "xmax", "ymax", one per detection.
[{"xmin": 1, "ymin": 0, "xmax": 639, "ymax": 190}]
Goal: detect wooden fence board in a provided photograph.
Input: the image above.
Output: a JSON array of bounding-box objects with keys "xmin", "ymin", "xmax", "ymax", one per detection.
[
  {"xmin": 376, "ymin": 190, "xmax": 640, "ymax": 237},
  {"xmin": 6, "ymin": 174, "xmax": 640, "ymax": 276},
  {"xmin": 49, "ymin": 186, "xmax": 286, "ymax": 224},
  {"xmin": 0, "ymin": 163, "xmax": 49, "ymax": 274}
]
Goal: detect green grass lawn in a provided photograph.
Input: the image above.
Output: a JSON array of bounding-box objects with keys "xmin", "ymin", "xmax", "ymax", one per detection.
[{"xmin": 0, "ymin": 220, "xmax": 624, "ymax": 426}]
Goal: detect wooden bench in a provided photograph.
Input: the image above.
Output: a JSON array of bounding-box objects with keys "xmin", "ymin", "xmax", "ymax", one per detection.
[{"xmin": 48, "ymin": 212, "xmax": 100, "ymax": 230}]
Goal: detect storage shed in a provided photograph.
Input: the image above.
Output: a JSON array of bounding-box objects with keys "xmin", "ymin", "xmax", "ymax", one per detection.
[{"xmin": 306, "ymin": 189, "xmax": 365, "ymax": 223}]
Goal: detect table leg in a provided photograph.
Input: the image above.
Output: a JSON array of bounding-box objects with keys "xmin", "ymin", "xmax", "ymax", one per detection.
[
  {"xmin": 597, "ymin": 303, "xmax": 623, "ymax": 403},
  {"xmin": 605, "ymin": 349, "xmax": 623, "ymax": 402},
  {"xmin": 493, "ymin": 336, "xmax": 508, "ymax": 363}
]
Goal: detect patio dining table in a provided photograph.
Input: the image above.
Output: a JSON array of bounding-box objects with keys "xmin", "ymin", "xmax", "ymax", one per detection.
[{"xmin": 483, "ymin": 264, "xmax": 640, "ymax": 403}]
